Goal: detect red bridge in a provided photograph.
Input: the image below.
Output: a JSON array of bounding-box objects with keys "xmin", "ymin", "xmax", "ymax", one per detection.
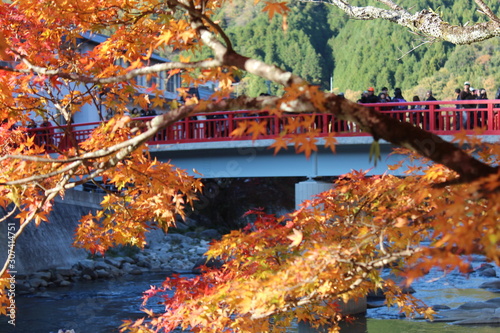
[{"xmin": 28, "ymin": 99, "xmax": 500, "ymax": 152}]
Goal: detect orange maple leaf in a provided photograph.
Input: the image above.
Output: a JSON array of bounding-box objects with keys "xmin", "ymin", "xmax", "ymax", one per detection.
[
  {"xmin": 134, "ymin": 94, "xmax": 151, "ymax": 109},
  {"xmin": 294, "ymin": 133, "xmax": 318, "ymax": 158},
  {"xmin": 323, "ymin": 133, "xmax": 337, "ymax": 153},
  {"xmin": 0, "ymin": 32, "xmax": 12, "ymax": 60},
  {"xmin": 111, "ymin": 116, "xmax": 132, "ymax": 134},
  {"xmin": 268, "ymin": 136, "xmax": 289, "ymax": 155},
  {"xmin": 262, "ymin": 1, "xmax": 291, "ymax": 19},
  {"xmin": 230, "ymin": 121, "xmax": 249, "ymax": 138},
  {"xmin": 248, "ymin": 120, "xmax": 268, "ymax": 140},
  {"xmin": 151, "ymin": 94, "xmax": 165, "ymax": 108},
  {"xmin": 128, "ymin": 58, "xmax": 143, "ymax": 71}
]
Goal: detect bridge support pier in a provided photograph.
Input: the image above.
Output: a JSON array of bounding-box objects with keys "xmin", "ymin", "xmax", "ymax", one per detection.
[
  {"xmin": 294, "ymin": 178, "xmax": 331, "ymax": 209},
  {"xmin": 295, "ymin": 179, "xmax": 367, "ymax": 332}
]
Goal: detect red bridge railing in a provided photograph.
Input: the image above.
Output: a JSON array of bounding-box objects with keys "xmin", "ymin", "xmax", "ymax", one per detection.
[{"xmin": 28, "ymin": 99, "xmax": 500, "ymax": 152}]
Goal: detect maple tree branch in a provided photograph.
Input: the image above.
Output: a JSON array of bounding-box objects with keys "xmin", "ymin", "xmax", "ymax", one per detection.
[
  {"xmin": 0, "ymin": 103, "xmax": 197, "ymax": 187},
  {"xmin": 187, "ymin": 8, "xmax": 307, "ymax": 92},
  {"xmin": 173, "ymin": 0, "xmax": 234, "ymax": 52},
  {"xmin": 324, "ymin": 95, "xmax": 499, "ymax": 183},
  {"xmin": 0, "ymin": 206, "xmax": 17, "ymax": 224},
  {"xmin": 308, "ymin": 0, "xmax": 500, "ymax": 44},
  {"xmin": 0, "ymin": 190, "xmax": 60, "ymax": 278},
  {"xmin": 0, "ymin": 160, "xmax": 84, "ymax": 186},
  {"xmin": 7, "ymin": 57, "xmax": 223, "ymax": 85},
  {"xmin": 250, "ymin": 247, "xmax": 421, "ymax": 320}
]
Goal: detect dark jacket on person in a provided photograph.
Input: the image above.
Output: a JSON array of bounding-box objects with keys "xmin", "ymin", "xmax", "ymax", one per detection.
[
  {"xmin": 424, "ymin": 95, "xmax": 440, "ymax": 110},
  {"xmin": 392, "ymin": 89, "xmax": 407, "ymax": 110},
  {"xmin": 460, "ymin": 90, "xmax": 476, "ymax": 108},
  {"xmin": 365, "ymin": 94, "xmax": 379, "ymax": 103}
]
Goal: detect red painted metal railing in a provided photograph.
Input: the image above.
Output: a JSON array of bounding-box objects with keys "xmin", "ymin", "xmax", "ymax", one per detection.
[{"xmin": 27, "ymin": 99, "xmax": 500, "ymax": 152}]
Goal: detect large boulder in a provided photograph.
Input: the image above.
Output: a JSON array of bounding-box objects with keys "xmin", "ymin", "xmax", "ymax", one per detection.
[
  {"xmin": 479, "ymin": 280, "xmax": 500, "ymax": 290},
  {"xmin": 192, "ymin": 257, "xmax": 224, "ymax": 274},
  {"xmin": 199, "ymin": 229, "xmax": 222, "ymax": 240},
  {"xmin": 458, "ymin": 301, "xmax": 499, "ymax": 310}
]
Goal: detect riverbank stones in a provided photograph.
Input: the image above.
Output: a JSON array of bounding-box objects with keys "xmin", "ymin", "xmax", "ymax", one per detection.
[
  {"xmin": 431, "ymin": 298, "xmax": 500, "ymax": 325},
  {"xmin": 15, "ymin": 231, "xmax": 212, "ymax": 294}
]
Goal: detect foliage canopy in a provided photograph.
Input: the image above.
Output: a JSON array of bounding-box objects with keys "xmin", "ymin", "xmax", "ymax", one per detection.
[{"xmin": 0, "ymin": 1, "xmax": 499, "ymax": 332}]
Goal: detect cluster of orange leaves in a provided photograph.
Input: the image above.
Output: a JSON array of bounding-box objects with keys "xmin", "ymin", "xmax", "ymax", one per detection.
[
  {"xmin": 69, "ymin": 118, "xmax": 203, "ymax": 254},
  {"xmin": 231, "ymin": 84, "xmax": 337, "ymax": 157},
  {"xmin": 121, "ymin": 142, "xmax": 500, "ymax": 333}
]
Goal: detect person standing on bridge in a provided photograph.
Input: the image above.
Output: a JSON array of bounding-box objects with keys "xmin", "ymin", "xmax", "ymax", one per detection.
[
  {"xmin": 391, "ymin": 88, "xmax": 407, "ymax": 121},
  {"xmin": 477, "ymin": 88, "xmax": 488, "ymax": 128},
  {"xmin": 378, "ymin": 92, "xmax": 392, "ymax": 111},
  {"xmin": 357, "ymin": 90, "xmax": 369, "ymax": 103},
  {"xmin": 410, "ymin": 95, "xmax": 424, "ymax": 128},
  {"xmin": 39, "ymin": 118, "xmax": 54, "ymax": 146},
  {"xmin": 424, "ymin": 90, "xmax": 441, "ymax": 130},
  {"xmin": 460, "ymin": 81, "xmax": 476, "ymax": 129},
  {"xmin": 378, "ymin": 87, "xmax": 391, "ymax": 101},
  {"xmin": 364, "ymin": 87, "xmax": 379, "ymax": 103}
]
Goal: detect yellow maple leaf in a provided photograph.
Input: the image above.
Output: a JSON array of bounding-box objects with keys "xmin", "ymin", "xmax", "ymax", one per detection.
[
  {"xmin": 155, "ymin": 30, "xmax": 173, "ymax": 48},
  {"xmin": 179, "ymin": 29, "xmax": 195, "ymax": 43},
  {"xmin": 179, "ymin": 54, "xmax": 191, "ymax": 62},
  {"xmin": 287, "ymin": 228, "xmax": 303, "ymax": 248}
]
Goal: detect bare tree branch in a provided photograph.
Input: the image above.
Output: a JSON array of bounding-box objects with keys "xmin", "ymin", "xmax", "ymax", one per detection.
[
  {"xmin": 307, "ymin": 0, "xmax": 500, "ymax": 44},
  {"xmin": 5, "ymin": 57, "xmax": 223, "ymax": 85},
  {"xmin": 474, "ymin": 0, "xmax": 500, "ymax": 23}
]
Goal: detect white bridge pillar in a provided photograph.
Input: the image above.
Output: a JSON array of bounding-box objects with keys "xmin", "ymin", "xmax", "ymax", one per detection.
[
  {"xmin": 295, "ymin": 178, "xmax": 332, "ymax": 209},
  {"xmin": 295, "ymin": 179, "xmax": 367, "ymax": 332}
]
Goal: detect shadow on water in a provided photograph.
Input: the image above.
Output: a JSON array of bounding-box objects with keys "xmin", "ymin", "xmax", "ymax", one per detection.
[{"xmin": 1, "ymin": 272, "xmax": 172, "ymax": 333}]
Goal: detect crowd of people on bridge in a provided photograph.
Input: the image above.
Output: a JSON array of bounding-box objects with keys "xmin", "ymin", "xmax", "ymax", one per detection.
[
  {"xmin": 27, "ymin": 118, "xmax": 54, "ymax": 146},
  {"xmin": 354, "ymin": 81, "xmax": 498, "ymax": 130},
  {"xmin": 23, "ymin": 80, "xmax": 500, "ymax": 151}
]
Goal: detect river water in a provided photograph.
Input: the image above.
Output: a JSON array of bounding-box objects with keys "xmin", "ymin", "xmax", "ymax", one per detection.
[{"xmin": 1, "ymin": 259, "xmax": 499, "ymax": 333}]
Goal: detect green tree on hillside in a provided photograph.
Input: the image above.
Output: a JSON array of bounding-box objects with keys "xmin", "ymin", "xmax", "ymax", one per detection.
[
  {"xmin": 326, "ymin": 0, "xmax": 500, "ymax": 94},
  {"xmin": 220, "ymin": 2, "xmax": 335, "ymax": 94},
  {"xmin": 182, "ymin": 0, "xmax": 500, "ymax": 97}
]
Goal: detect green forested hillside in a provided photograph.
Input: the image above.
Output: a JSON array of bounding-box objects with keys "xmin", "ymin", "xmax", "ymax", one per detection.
[
  {"xmin": 191, "ymin": 0, "xmax": 500, "ymax": 100},
  {"xmin": 330, "ymin": 0, "xmax": 500, "ymax": 100}
]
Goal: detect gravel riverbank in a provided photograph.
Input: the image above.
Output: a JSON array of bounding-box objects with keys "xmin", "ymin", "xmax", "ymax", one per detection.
[{"xmin": 15, "ymin": 231, "xmax": 215, "ymax": 295}]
